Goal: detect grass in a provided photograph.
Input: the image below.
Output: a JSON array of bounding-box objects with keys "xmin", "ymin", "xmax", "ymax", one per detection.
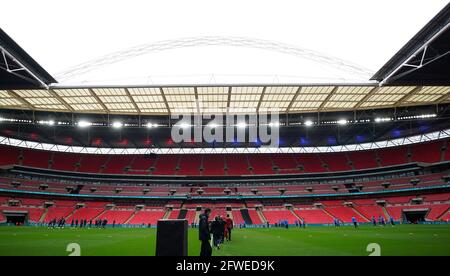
[{"xmin": 0, "ymin": 224, "xmax": 449, "ymax": 256}]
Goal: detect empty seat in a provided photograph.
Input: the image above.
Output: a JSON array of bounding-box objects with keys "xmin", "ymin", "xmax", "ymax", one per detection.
[
  {"xmin": 378, "ymin": 147, "xmax": 408, "ymax": 167},
  {"xmin": 411, "ymin": 141, "xmax": 443, "ymax": 163},
  {"xmin": 348, "ymin": 151, "xmax": 378, "ymax": 170},
  {"xmin": 0, "ymin": 146, "xmax": 20, "ymax": 166},
  {"xmin": 22, "ymin": 149, "xmax": 51, "ymax": 169},
  {"xmin": 294, "ymin": 154, "xmax": 326, "ymax": 173},
  {"xmin": 51, "ymin": 152, "xmax": 80, "ymax": 171}
]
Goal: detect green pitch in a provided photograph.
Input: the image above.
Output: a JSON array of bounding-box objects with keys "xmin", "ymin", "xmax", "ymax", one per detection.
[{"xmin": 0, "ymin": 225, "xmax": 449, "ymax": 256}]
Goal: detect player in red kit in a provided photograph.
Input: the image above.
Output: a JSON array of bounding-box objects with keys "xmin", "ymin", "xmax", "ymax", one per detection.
[{"xmin": 225, "ymin": 214, "xmax": 234, "ymax": 242}]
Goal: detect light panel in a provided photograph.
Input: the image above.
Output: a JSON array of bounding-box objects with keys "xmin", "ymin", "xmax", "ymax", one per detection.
[
  {"xmin": 71, "ymin": 103, "xmax": 105, "ymax": 111},
  {"xmin": 0, "ymin": 90, "xmax": 23, "ymax": 107},
  {"xmin": 290, "ymin": 86, "xmax": 335, "ymax": 112},
  {"xmin": 404, "ymin": 86, "xmax": 450, "ymax": 103},
  {"xmin": 13, "ymin": 89, "xmax": 52, "ymax": 98},
  {"xmin": 361, "ymin": 86, "xmax": 415, "ymax": 107},
  {"xmin": 0, "ymin": 85, "xmax": 447, "ymax": 114},
  {"xmin": 92, "ymin": 88, "xmax": 127, "ymax": 96},
  {"xmin": 0, "ymin": 99, "xmax": 22, "ymax": 106},
  {"xmin": 53, "ymin": 89, "xmax": 92, "ymax": 97},
  {"xmin": 163, "ymin": 87, "xmax": 195, "ymax": 95},
  {"xmin": 197, "ymin": 87, "xmax": 228, "ymax": 95}
]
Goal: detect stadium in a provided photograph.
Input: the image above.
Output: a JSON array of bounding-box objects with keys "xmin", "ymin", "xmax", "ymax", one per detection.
[{"xmin": 0, "ymin": 1, "xmax": 450, "ymax": 257}]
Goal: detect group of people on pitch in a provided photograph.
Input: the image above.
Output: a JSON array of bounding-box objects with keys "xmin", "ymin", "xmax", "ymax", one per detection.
[
  {"xmin": 198, "ymin": 208, "xmax": 234, "ymax": 256},
  {"xmin": 371, "ymin": 216, "xmax": 395, "ymax": 226},
  {"xmin": 47, "ymin": 218, "xmax": 110, "ymax": 228},
  {"xmin": 70, "ymin": 218, "xmax": 109, "ymax": 228}
]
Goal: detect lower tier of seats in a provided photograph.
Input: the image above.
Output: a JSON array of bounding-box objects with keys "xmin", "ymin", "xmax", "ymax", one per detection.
[{"xmin": 1, "ymin": 193, "xmax": 449, "ymax": 225}]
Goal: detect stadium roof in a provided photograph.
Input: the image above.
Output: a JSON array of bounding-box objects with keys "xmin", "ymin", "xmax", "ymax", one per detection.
[
  {"xmin": 0, "ymin": 29, "xmax": 56, "ymax": 89},
  {"xmin": 372, "ymin": 2, "xmax": 450, "ymax": 85},
  {"xmin": 0, "ymin": 1, "xmax": 449, "ymax": 115},
  {"xmin": 0, "ymin": 84, "xmax": 449, "ymax": 115}
]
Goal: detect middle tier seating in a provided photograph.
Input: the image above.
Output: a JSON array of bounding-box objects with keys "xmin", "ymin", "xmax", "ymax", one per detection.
[{"xmin": 1, "ymin": 139, "xmax": 449, "ymax": 176}]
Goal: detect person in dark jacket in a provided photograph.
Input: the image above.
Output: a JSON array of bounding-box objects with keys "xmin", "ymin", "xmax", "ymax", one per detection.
[
  {"xmin": 199, "ymin": 208, "xmax": 212, "ymax": 256},
  {"xmin": 219, "ymin": 216, "xmax": 226, "ymax": 244},
  {"xmin": 225, "ymin": 215, "xmax": 233, "ymax": 241},
  {"xmin": 211, "ymin": 216, "xmax": 222, "ymax": 249}
]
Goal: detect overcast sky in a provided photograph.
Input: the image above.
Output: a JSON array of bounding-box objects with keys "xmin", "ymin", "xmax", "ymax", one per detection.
[{"xmin": 1, "ymin": 0, "xmax": 448, "ymax": 85}]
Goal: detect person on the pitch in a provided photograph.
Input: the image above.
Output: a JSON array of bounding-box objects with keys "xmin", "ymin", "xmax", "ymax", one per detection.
[
  {"xmin": 219, "ymin": 216, "xmax": 226, "ymax": 244},
  {"xmin": 211, "ymin": 216, "xmax": 223, "ymax": 249},
  {"xmin": 225, "ymin": 214, "xmax": 233, "ymax": 241},
  {"xmin": 199, "ymin": 208, "xmax": 212, "ymax": 256},
  {"xmin": 389, "ymin": 216, "xmax": 395, "ymax": 226},
  {"xmin": 352, "ymin": 217, "xmax": 358, "ymax": 228}
]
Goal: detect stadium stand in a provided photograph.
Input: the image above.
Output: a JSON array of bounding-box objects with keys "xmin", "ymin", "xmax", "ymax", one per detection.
[
  {"xmin": 294, "ymin": 154, "xmax": 326, "ymax": 173},
  {"xmin": 44, "ymin": 206, "xmax": 74, "ymax": 223},
  {"xmin": 22, "ymin": 149, "xmax": 51, "ymax": 169},
  {"xmin": 295, "ymin": 209, "xmax": 334, "ymax": 224},
  {"xmin": 0, "ymin": 140, "xmax": 448, "ymax": 176},
  {"xmin": 0, "ymin": 190, "xmax": 449, "ymax": 225},
  {"xmin": 125, "ymin": 156, "xmax": 147, "ymax": 174},
  {"xmin": 152, "ymin": 155, "xmax": 178, "ymax": 175},
  {"xmin": 103, "ymin": 156, "xmax": 134, "ymax": 174},
  {"xmin": 225, "ymin": 155, "xmax": 251, "ymax": 175},
  {"xmin": 347, "ymin": 151, "xmax": 379, "ymax": 170},
  {"xmin": 353, "ymin": 205, "xmax": 387, "ymax": 220},
  {"xmin": 127, "ymin": 209, "xmax": 166, "ymax": 225},
  {"xmin": 270, "ymin": 154, "xmax": 299, "ymax": 174},
  {"xmin": 99, "ymin": 209, "xmax": 135, "ymax": 224},
  {"xmin": 378, "ymin": 147, "xmax": 409, "ymax": 167},
  {"xmin": 78, "ymin": 154, "xmax": 109, "ymax": 173},
  {"xmin": 411, "ymin": 141, "xmax": 444, "ymax": 163},
  {"xmin": 262, "ymin": 209, "xmax": 299, "ymax": 224},
  {"xmin": 70, "ymin": 207, "xmax": 105, "ymax": 222},
  {"xmin": 441, "ymin": 211, "xmax": 450, "ymax": 222},
  {"xmin": 0, "ymin": 139, "xmax": 448, "ymax": 226},
  {"xmin": 0, "ymin": 146, "xmax": 20, "ymax": 167},
  {"xmin": 320, "ymin": 153, "xmax": 352, "ymax": 172},
  {"xmin": 231, "ymin": 210, "xmax": 245, "ymax": 225},
  {"xmin": 51, "ymin": 152, "xmax": 80, "ymax": 172},
  {"xmin": 178, "ymin": 155, "xmax": 202, "ymax": 176},
  {"xmin": 324, "ymin": 206, "xmax": 368, "ymax": 223},
  {"xmin": 247, "ymin": 155, "xmax": 275, "ymax": 174},
  {"xmin": 202, "ymin": 155, "xmax": 225, "ymax": 176},
  {"xmin": 185, "ymin": 210, "xmax": 197, "ymax": 224},
  {"xmin": 247, "ymin": 209, "xmax": 263, "ymax": 224}
]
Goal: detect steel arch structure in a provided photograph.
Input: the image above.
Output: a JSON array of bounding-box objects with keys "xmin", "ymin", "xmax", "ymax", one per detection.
[{"xmin": 55, "ymin": 36, "xmax": 373, "ymax": 82}]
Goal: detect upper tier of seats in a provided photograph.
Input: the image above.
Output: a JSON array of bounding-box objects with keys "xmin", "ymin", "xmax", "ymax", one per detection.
[{"xmin": 0, "ymin": 140, "xmax": 448, "ymax": 176}]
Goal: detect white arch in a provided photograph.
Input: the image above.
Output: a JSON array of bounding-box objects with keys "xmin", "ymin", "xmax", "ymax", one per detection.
[{"xmin": 56, "ymin": 36, "xmax": 373, "ymax": 82}]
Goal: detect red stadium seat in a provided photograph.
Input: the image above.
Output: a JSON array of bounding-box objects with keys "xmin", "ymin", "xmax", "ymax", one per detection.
[
  {"xmin": 411, "ymin": 141, "xmax": 443, "ymax": 163},
  {"xmin": 0, "ymin": 145, "xmax": 20, "ymax": 166},
  {"xmin": 22, "ymin": 149, "xmax": 51, "ymax": 169}
]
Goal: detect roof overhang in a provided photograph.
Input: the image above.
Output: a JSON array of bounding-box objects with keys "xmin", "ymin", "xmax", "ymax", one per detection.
[
  {"xmin": 372, "ymin": 3, "xmax": 450, "ymax": 86},
  {"xmin": 0, "ymin": 28, "xmax": 57, "ymax": 89},
  {"xmin": 0, "ymin": 84, "xmax": 448, "ymax": 115}
]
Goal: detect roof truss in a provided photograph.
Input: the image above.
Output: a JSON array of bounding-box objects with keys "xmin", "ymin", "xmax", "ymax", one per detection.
[{"xmin": 0, "ymin": 85, "xmax": 449, "ymax": 115}]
